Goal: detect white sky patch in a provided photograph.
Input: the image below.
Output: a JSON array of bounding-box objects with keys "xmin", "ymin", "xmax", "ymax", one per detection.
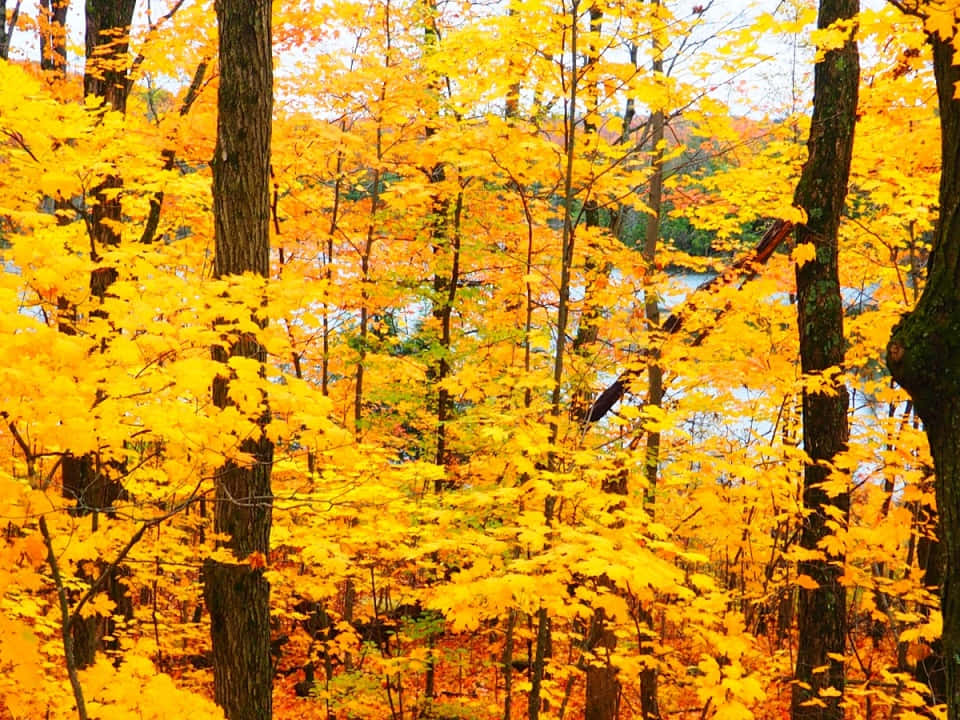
[{"xmin": 2, "ymin": 0, "xmax": 897, "ymax": 120}]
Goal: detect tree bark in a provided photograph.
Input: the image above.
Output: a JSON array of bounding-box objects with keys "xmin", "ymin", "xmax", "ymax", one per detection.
[
  {"xmin": 84, "ymin": 0, "xmax": 137, "ymax": 114},
  {"xmin": 82, "ymin": 0, "xmax": 136, "ymax": 267},
  {"xmin": 791, "ymin": 1, "xmax": 858, "ymax": 719},
  {"xmin": 887, "ymin": 18, "xmax": 960, "ymax": 720},
  {"xmin": 201, "ymin": 3, "xmax": 274, "ymax": 720}
]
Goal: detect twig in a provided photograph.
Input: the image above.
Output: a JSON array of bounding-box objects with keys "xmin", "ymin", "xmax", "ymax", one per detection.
[
  {"xmin": 39, "ymin": 514, "xmax": 89, "ymax": 720},
  {"xmin": 1, "ymin": 128, "xmax": 40, "ymax": 163},
  {"xmin": 126, "ymin": 0, "xmax": 187, "ymax": 86},
  {"xmin": 69, "ymin": 484, "xmax": 202, "ymax": 624}
]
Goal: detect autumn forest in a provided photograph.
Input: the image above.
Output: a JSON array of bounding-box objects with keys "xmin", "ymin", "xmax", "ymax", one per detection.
[{"xmin": 1, "ymin": 0, "xmax": 958, "ymax": 719}]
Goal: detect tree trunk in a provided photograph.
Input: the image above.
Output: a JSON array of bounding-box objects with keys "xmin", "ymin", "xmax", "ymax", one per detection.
[
  {"xmin": 84, "ymin": 0, "xmax": 136, "ymax": 114},
  {"xmin": 916, "ymin": 502, "xmax": 946, "ymax": 705},
  {"xmin": 791, "ymin": 1, "xmax": 858, "ymax": 719},
  {"xmin": 887, "ymin": 20, "xmax": 960, "ymax": 720},
  {"xmin": 55, "ymin": 0, "xmax": 138, "ymax": 669},
  {"xmin": 38, "ymin": 0, "xmax": 67, "ymax": 76},
  {"xmin": 0, "ymin": 1, "xmax": 21, "ymax": 61},
  {"xmin": 202, "ymin": 3, "xmax": 274, "ymax": 720},
  {"xmin": 83, "ymin": 0, "xmax": 136, "ymax": 255},
  {"xmin": 638, "ymin": 5, "xmax": 664, "ymax": 717}
]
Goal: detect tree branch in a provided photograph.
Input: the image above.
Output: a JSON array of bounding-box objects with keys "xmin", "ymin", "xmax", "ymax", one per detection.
[
  {"xmin": 69, "ymin": 484, "xmax": 203, "ymax": 625},
  {"xmin": 583, "ymin": 218, "xmax": 795, "ymax": 422},
  {"xmin": 39, "ymin": 514, "xmax": 89, "ymax": 720}
]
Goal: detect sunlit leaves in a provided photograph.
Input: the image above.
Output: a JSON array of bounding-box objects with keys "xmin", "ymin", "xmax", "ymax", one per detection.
[{"xmin": 0, "ymin": 0, "xmax": 947, "ymax": 718}]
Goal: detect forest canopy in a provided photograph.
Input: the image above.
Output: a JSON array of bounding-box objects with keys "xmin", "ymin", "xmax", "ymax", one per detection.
[{"xmin": 0, "ymin": 1, "xmax": 949, "ymax": 719}]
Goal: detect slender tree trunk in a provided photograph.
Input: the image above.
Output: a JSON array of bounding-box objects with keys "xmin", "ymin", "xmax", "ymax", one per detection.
[
  {"xmin": 140, "ymin": 61, "xmax": 209, "ymax": 245},
  {"xmin": 420, "ymin": 0, "xmax": 463, "ymax": 493},
  {"xmin": 355, "ymin": 164, "xmax": 379, "ymax": 437},
  {"xmin": 571, "ymin": 4, "xmax": 604, "ymax": 392},
  {"xmin": 201, "ymin": 3, "xmax": 274, "ymax": 720},
  {"xmin": 0, "ymin": 0, "xmax": 21, "ymax": 60},
  {"xmin": 637, "ymin": 5, "xmax": 665, "ymax": 718},
  {"xmin": 38, "ymin": 0, "xmax": 68, "ymax": 76},
  {"xmin": 530, "ymin": 0, "xmax": 583, "ymax": 714},
  {"xmin": 888, "ymin": 16, "xmax": 960, "ymax": 720},
  {"xmin": 431, "ymin": 188, "xmax": 462, "ymax": 488},
  {"xmin": 579, "ymin": 7, "xmax": 623, "ymax": 720},
  {"xmin": 642, "ymin": 0, "xmax": 664, "ymax": 504},
  {"xmin": 915, "ymin": 500, "xmax": 946, "ymax": 705},
  {"xmin": 791, "ymin": 2, "xmax": 858, "ymax": 718}
]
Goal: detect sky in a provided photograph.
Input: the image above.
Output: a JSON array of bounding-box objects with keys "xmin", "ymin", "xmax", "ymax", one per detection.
[{"xmin": 3, "ymin": 0, "xmax": 899, "ymax": 120}]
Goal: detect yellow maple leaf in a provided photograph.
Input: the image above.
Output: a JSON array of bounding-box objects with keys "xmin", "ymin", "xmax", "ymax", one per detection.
[
  {"xmin": 796, "ymin": 574, "xmax": 820, "ymax": 590},
  {"xmin": 79, "ymin": 594, "xmax": 117, "ymax": 619},
  {"xmin": 792, "ymin": 242, "xmax": 817, "ymax": 268},
  {"xmin": 22, "ymin": 533, "xmax": 47, "ymax": 567},
  {"xmin": 925, "ymin": 7, "xmax": 957, "ymax": 41}
]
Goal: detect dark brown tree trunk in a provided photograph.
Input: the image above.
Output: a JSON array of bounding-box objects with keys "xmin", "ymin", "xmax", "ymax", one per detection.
[
  {"xmin": 56, "ymin": 0, "xmax": 137, "ymax": 669},
  {"xmin": 83, "ymin": 0, "xmax": 137, "ymax": 113},
  {"xmin": 201, "ymin": 3, "xmax": 274, "ymax": 720},
  {"xmin": 638, "ymin": 6, "xmax": 664, "ymax": 717},
  {"xmin": 0, "ymin": 1, "xmax": 21, "ymax": 60},
  {"xmin": 887, "ymin": 17, "xmax": 960, "ymax": 720},
  {"xmin": 529, "ymin": 0, "xmax": 584, "ymax": 710},
  {"xmin": 791, "ymin": 1, "xmax": 858, "ymax": 719},
  {"xmin": 916, "ymin": 504, "xmax": 946, "ymax": 705},
  {"xmin": 584, "ymin": 607, "xmax": 619, "ymax": 720},
  {"xmin": 571, "ymin": 4, "xmax": 605, "ymax": 393},
  {"xmin": 576, "ymin": 10, "xmax": 626, "ymax": 710},
  {"xmin": 38, "ymin": 0, "xmax": 67, "ymax": 75},
  {"xmin": 139, "ymin": 62, "xmax": 209, "ymax": 245},
  {"xmin": 84, "ymin": 0, "xmax": 136, "ymax": 251},
  {"xmin": 420, "ymin": 0, "xmax": 461, "ymax": 493},
  {"xmin": 641, "ymin": 48, "xmax": 664, "ymax": 506},
  {"xmin": 61, "ymin": 449, "xmax": 129, "ymax": 669}
]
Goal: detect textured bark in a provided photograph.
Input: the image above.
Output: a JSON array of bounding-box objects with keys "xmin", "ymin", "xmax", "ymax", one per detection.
[
  {"xmin": 203, "ymin": 561, "xmax": 272, "ymax": 720},
  {"xmin": 791, "ymin": 1, "xmax": 858, "ymax": 718},
  {"xmin": 210, "ymin": 0, "xmax": 273, "ymax": 280},
  {"xmin": 584, "ymin": 606, "xmax": 619, "ymax": 720},
  {"xmin": 887, "ymin": 22, "xmax": 960, "ymax": 720},
  {"xmin": 84, "ymin": 0, "xmax": 136, "ymax": 252},
  {"xmin": 83, "ymin": 0, "xmax": 137, "ymax": 114},
  {"xmin": 916, "ymin": 512, "xmax": 946, "ymax": 705},
  {"xmin": 202, "ymin": 3, "xmax": 274, "ymax": 720}
]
